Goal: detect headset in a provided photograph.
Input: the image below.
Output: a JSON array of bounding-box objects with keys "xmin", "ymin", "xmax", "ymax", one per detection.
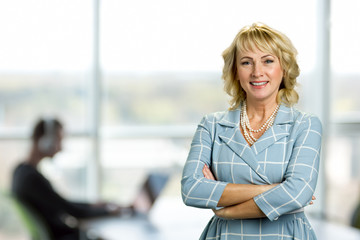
[{"xmin": 38, "ymin": 118, "xmax": 57, "ymax": 154}]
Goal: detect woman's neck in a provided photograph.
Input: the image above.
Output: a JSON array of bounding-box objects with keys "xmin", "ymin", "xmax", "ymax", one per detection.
[{"xmin": 245, "ymin": 99, "xmax": 278, "ymax": 122}]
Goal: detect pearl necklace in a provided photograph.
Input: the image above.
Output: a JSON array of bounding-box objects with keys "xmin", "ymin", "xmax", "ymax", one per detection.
[{"xmin": 240, "ymin": 102, "xmax": 279, "ymax": 145}]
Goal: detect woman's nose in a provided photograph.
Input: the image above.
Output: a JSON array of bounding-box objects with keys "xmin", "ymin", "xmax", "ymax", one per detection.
[{"xmin": 252, "ymin": 63, "xmax": 264, "ymax": 78}]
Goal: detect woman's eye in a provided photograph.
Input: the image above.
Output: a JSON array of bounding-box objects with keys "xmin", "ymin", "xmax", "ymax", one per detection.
[
  {"xmin": 241, "ymin": 61, "xmax": 250, "ymax": 65},
  {"xmin": 264, "ymin": 59, "xmax": 274, "ymax": 64}
]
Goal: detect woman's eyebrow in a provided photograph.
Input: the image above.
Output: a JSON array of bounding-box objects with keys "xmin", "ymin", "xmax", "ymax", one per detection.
[
  {"xmin": 239, "ymin": 56, "xmax": 252, "ymax": 60},
  {"xmin": 239, "ymin": 54, "xmax": 274, "ymax": 61},
  {"xmin": 261, "ymin": 54, "xmax": 274, "ymax": 58}
]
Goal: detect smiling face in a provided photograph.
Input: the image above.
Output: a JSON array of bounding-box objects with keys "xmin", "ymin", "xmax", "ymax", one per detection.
[{"xmin": 236, "ymin": 48, "xmax": 283, "ymax": 105}]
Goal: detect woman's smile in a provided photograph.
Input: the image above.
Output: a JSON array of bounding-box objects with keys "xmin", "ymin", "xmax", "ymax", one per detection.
[{"xmin": 250, "ymin": 81, "xmax": 269, "ymax": 88}]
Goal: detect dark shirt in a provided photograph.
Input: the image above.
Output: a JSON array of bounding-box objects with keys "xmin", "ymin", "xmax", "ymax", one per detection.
[{"xmin": 11, "ymin": 163, "xmax": 110, "ymax": 240}]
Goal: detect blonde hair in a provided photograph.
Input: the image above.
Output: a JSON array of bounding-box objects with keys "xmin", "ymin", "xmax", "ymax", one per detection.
[{"xmin": 222, "ymin": 22, "xmax": 300, "ymax": 109}]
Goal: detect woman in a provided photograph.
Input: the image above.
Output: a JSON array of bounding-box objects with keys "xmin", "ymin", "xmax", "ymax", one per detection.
[{"xmin": 181, "ymin": 23, "xmax": 322, "ymax": 239}]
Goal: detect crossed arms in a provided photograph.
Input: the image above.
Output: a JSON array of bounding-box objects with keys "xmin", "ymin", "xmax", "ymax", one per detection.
[
  {"xmin": 203, "ymin": 164, "xmax": 315, "ymax": 219},
  {"xmin": 181, "ymin": 114, "xmax": 322, "ymax": 221}
]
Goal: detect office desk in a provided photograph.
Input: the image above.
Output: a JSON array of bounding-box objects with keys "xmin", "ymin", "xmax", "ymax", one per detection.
[
  {"xmin": 82, "ymin": 197, "xmax": 360, "ymax": 240},
  {"xmin": 82, "ymin": 212, "xmax": 206, "ymax": 240}
]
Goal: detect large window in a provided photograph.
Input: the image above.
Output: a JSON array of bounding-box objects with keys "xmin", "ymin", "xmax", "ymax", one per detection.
[
  {"xmin": 326, "ymin": 0, "xmax": 360, "ymax": 225},
  {"xmin": 0, "ymin": 0, "xmax": 94, "ymax": 200},
  {"xmin": 98, "ymin": 0, "xmax": 320, "ymax": 206},
  {"xmin": 1, "ymin": 0, "xmax": 358, "ymax": 231}
]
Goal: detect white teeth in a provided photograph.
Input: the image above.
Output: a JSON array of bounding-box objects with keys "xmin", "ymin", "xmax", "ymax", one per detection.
[{"xmin": 251, "ymin": 82, "xmax": 268, "ymax": 86}]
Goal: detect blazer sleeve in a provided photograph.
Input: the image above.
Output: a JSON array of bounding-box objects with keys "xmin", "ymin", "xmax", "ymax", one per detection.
[
  {"xmin": 181, "ymin": 115, "xmax": 228, "ymax": 209},
  {"xmin": 254, "ymin": 115, "xmax": 322, "ymax": 221}
]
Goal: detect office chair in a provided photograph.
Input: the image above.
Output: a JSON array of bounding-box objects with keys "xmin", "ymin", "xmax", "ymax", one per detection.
[{"xmin": 9, "ymin": 194, "xmax": 52, "ymax": 240}]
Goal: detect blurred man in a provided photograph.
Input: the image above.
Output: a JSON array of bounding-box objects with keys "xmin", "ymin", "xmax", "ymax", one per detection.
[{"xmin": 11, "ymin": 118, "xmax": 131, "ymax": 240}]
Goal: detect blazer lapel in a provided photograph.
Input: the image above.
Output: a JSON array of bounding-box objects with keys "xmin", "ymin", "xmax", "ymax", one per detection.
[
  {"xmin": 218, "ymin": 109, "xmax": 271, "ymax": 184},
  {"xmin": 252, "ymin": 105, "xmax": 294, "ymax": 155}
]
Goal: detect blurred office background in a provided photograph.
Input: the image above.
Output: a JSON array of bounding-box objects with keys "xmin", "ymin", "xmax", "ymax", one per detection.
[{"xmin": 0, "ymin": 0, "xmax": 360, "ymax": 239}]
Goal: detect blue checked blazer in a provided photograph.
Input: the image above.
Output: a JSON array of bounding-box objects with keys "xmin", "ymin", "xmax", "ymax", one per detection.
[{"xmin": 181, "ymin": 104, "xmax": 322, "ymax": 222}]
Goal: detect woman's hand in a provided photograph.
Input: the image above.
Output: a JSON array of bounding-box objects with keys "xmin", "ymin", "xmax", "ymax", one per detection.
[
  {"xmin": 212, "ymin": 207, "xmax": 227, "ymax": 219},
  {"xmin": 212, "ymin": 199, "xmax": 266, "ymax": 220},
  {"xmin": 202, "ymin": 164, "xmax": 216, "ymax": 180}
]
